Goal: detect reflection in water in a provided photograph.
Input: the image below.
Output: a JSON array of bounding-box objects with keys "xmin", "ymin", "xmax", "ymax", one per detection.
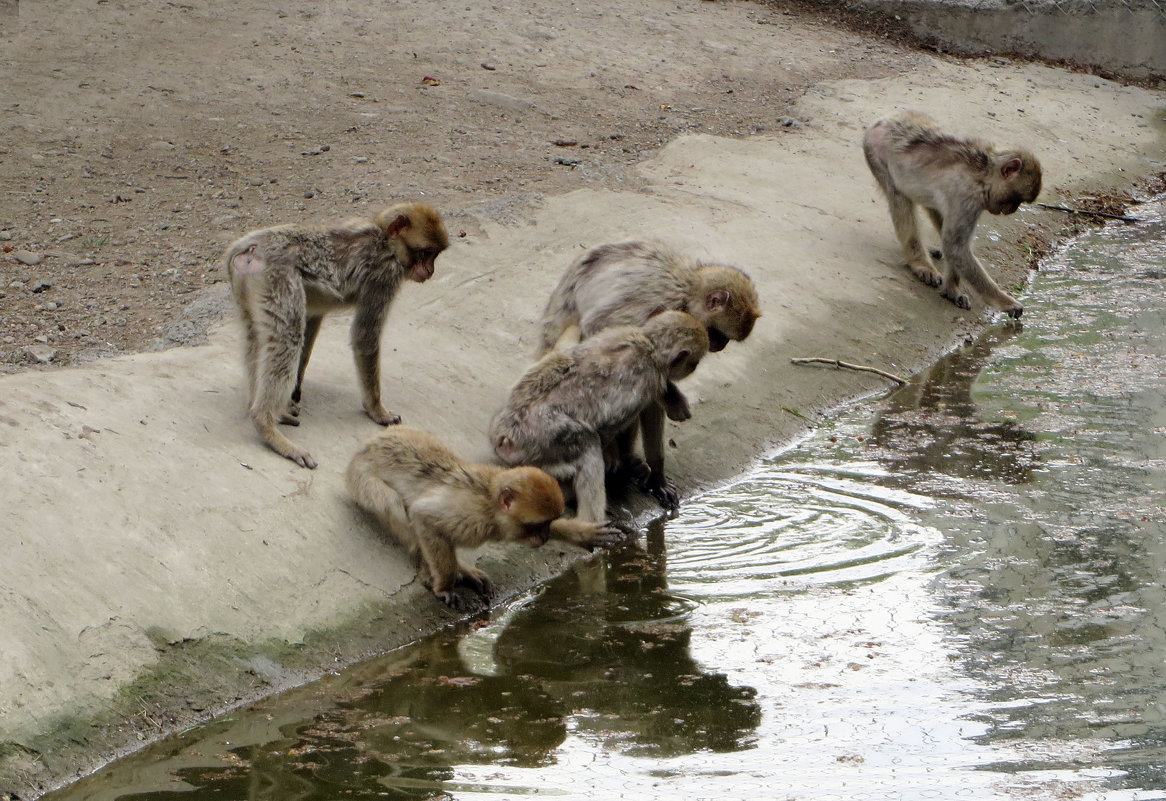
[
  {"xmin": 45, "ymin": 202, "xmax": 1166, "ymax": 800},
  {"xmin": 871, "ymin": 324, "xmax": 1039, "ymax": 486},
  {"xmin": 80, "ymin": 532, "xmax": 761, "ymax": 801}
]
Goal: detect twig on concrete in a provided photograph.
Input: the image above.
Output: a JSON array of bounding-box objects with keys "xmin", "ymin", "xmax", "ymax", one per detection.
[
  {"xmin": 1036, "ymin": 203, "xmax": 1139, "ymax": 223},
  {"xmin": 791, "ymin": 357, "xmax": 907, "ymax": 385}
]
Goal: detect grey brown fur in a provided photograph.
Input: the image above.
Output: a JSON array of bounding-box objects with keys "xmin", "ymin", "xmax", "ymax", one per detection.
[
  {"xmin": 863, "ymin": 111, "xmax": 1042, "ymax": 318},
  {"xmin": 535, "ymin": 241, "xmax": 760, "ymax": 500},
  {"xmin": 225, "ymin": 203, "xmax": 448, "ymax": 468},
  {"xmin": 537, "ymin": 241, "xmax": 760, "ymax": 356},
  {"xmin": 490, "ymin": 310, "xmax": 710, "ymax": 521},
  {"xmin": 347, "ymin": 427, "xmax": 618, "ymax": 608}
]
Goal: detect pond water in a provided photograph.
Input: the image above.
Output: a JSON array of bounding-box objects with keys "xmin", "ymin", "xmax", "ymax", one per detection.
[{"xmin": 49, "ymin": 199, "xmax": 1166, "ymax": 801}]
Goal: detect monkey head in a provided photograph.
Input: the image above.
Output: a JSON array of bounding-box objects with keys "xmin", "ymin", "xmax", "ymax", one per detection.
[
  {"xmin": 376, "ymin": 202, "xmax": 450, "ymax": 282},
  {"xmin": 987, "ymin": 150, "xmax": 1042, "ymax": 216},
  {"xmin": 642, "ymin": 310, "xmax": 710, "ymax": 381},
  {"xmin": 492, "ymin": 466, "xmax": 566, "ymax": 547},
  {"xmin": 692, "ymin": 264, "xmax": 761, "ymax": 352}
]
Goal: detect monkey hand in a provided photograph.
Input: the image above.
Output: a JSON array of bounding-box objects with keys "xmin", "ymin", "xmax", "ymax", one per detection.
[
  {"xmin": 551, "ymin": 518, "xmax": 626, "ymax": 550},
  {"xmin": 644, "ymin": 475, "xmax": 680, "ymax": 513},
  {"xmin": 456, "ymin": 565, "xmax": 493, "ymax": 600}
]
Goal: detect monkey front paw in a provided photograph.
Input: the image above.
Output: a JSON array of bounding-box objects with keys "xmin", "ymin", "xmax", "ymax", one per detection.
[
  {"xmin": 910, "ymin": 264, "xmax": 943, "ymax": 288},
  {"xmin": 664, "ymin": 395, "xmax": 692, "ymax": 422},
  {"xmin": 1003, "ymin": 302, "xmax": 1024, "ymax": 319},
  {"xmin": 942, "ymin": 289, "xmax": 972, "ymax": 311},
  {"xmin": 457, "ymin": 568, "xmax": 493, "ymax": 599},
  {"xmin": 289, "ymin": 451, "xmax": 318, "ymax": 470},
  {"xmin": 663, "ymin": 383, "xmax": 692, "ymax": 422},
  {"xmin": 365, "ymin": 404, "xmax": 402, "ymax": 426},
  {"xmin": 590, "ymin": 522, "xmax": 628, "ymax": 549},
  {"xmin": 646, "ymin": 479, "xmax": 681, "ymax": 513},
  {"xmin": 434, "ymin": 589, "xmax": 465, "ymax": 610}
]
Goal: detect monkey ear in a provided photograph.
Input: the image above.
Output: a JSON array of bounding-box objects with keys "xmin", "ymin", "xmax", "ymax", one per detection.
[
  {"xmin": 1001, "ymin": 157, "xmax": 1024, "ymax": 180},
  {"xmin": 705, "ymin": 289, "xmax": 730, "ymax": 312},
  {"xmin": 647, "ymin": 304, "xmax": 668, "ymax": 319},
  {"xmin": 670, "ymin": 349, "xmax": 691, "ymax": 370},
  {"xmin": 498, "ymin": 487, "xmax": 517, "ymax": 512},
  {"xmin": 386, "ymin": 213, "xmax": 410, "ymax": 238}
]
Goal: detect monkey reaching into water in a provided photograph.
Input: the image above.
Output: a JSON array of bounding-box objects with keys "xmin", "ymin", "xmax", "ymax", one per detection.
[
  {"xmin": 491, "ymin": 310, "xmax": 710, "ymax": 519},
  {"xmin": 347, "ymin": 427, "xmax": 620, "ymax": 609},
  {"xmin": 863, "ymin": 111, "xmax": 1042, "ymax": 318},
  {"xmin": 225, "ymin": 203, "xmax": 449, "ymax": 468}
]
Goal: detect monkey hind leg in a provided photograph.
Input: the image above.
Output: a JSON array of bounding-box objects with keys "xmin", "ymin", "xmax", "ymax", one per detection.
[
  {"xmin": 939, "ymin": 268, "xmax": 972, "ymax": 311},
  {"xmin": 249, "ymin": 277, "xmax": 315, "ymax": 466},
  {"xmin": 347, "ymin": 463, "xmax": 413, "ymax": 543},
  {"xmin": 887, "ymin": 192, "xmax": 941, "ymax": 288},
  {"xmin": 573, "ymin": 439, "xmax": 609, "ymax": 524}
]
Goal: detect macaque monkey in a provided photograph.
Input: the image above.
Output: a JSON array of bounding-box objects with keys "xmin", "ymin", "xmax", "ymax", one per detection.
[
  {"xmin": 863, "ymin": 111, "xmax": 1042, "ymax": 318},
  {"xmin": 225, "ymin": 203, "xmax": 449, "ymax": 469},
  {"xmin": 491, "ymin": 310, "xmax": 710, "ymax": 520},
  {"xmin": 347, "ymin": 427, "xmax": 620, "ymax": 608},
  {"xmin": 536, "ymin": 241, "xmax": 760, "ymax": 478},
  {"xmin": 537, "ymin": 241, "xmax": 760, "ymax": 359}
]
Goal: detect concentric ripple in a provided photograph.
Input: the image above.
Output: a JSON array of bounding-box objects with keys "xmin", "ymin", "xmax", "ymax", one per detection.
[{"xmin": 666, "ymin": 460, "xmax": 941, "ymax": 598}]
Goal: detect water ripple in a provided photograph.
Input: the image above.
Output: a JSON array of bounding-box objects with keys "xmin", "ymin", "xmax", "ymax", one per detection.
[{"xmin": 666, "ymin": 463, "xmax": 941, "ymax": 598}]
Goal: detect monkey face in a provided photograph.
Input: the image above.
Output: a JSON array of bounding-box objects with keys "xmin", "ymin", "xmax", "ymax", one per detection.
[{"xmin": 407, "ymin": 247, "xmax": 442, "ymax": 282}]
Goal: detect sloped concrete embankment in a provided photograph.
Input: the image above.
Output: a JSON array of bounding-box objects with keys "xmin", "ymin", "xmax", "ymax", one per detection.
[
  {"xmin": 839, "ymin": 0, "xmax": 1166, "ymax": 80},
  {"xmin": 1, "ymin": 60, "xmax": 1164, "ymax": 798}
]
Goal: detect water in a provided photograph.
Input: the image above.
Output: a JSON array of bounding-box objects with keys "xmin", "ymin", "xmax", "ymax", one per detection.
[{"xmin": 49, "ymin": 200, "xmax": 1166, "ymax": 801}]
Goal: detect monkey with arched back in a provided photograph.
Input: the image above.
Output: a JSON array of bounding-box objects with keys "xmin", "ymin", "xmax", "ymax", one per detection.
[{"xmin": 863, "ymin": 111, "xmax": 1042, "ymax": 318}]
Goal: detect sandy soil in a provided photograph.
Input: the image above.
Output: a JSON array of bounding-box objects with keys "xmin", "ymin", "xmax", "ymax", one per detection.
[
  {"xmin": 2, "ymin": 1, "xmax": 1164, "ymax": 799},
  {"xmin": 0, "ymin": 0, "xmax": 914, "ymax": 371}
]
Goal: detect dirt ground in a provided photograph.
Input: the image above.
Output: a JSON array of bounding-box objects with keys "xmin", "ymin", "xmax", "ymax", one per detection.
[{"xmin": 0, "ymin": 0, "xmax": 926, "ymax": 370}]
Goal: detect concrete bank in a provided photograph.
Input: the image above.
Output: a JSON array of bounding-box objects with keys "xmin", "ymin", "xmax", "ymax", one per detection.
[
  {"xmin": 843, "ymin": 0, "xmax": 1166, "ymax": 81},
  {"xmin": 2, "ymin": 61, "xmax": 1164, "ymax": 798}
]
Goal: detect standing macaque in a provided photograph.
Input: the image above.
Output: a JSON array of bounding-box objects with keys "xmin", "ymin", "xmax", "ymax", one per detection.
[
  {"xmin": 347, "ymin": 427, "xmax": 620, "ymax": 609},
  {"xmin": 490, "ymin": 310, "xmax": 710, "ymax": 520},
  {"xmin": 226, "ymin": 203, "xmax": 449, "ymax": 469},
  {"xmin": 862, "ymin": 111, "xmax": 1042, "ymax": 318}
]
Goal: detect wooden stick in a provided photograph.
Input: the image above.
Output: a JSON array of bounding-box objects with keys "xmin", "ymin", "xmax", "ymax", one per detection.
[
  {"xmin": 791, "ymin": 357, "xmax": 907, "ymax": 385},
  {"xmin": 1036, "ymin": 203, "xmax": 1139, "ymax": 223}
]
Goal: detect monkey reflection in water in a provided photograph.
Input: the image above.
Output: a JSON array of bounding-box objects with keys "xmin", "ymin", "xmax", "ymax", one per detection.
[{"xmin": 870, "ymin": 325, "xmax": 1038, "ymax": 485}]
